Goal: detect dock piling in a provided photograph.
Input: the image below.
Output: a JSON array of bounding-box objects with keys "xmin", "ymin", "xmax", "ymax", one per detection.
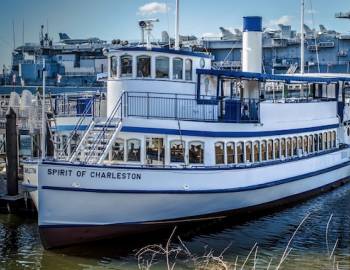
[{"xmin": 6, "ymin": 108, "xmax": 18, "ymax": 196}]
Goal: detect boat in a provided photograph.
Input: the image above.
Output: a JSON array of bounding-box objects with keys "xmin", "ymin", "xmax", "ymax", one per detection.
[{"xmin": 23, "ymin": 1, "xmax": 350, "ymax": 248}]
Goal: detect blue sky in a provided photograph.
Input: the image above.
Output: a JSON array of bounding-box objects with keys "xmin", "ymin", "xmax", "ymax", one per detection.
[{"xmin": 0, "ymin": 0, "xmax": 349, "ymax": 70}]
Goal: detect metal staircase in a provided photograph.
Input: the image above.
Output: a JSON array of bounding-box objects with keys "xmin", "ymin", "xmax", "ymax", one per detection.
[
  {"xmin": 286, "ymin": 63, "xmax": 298, "ymax": 74},
  {"xmin": 56, "ymin": 99, "xmax": 94, "ymax": 160},
  {"xmin": 69, "ymin": 94, "xmax": 124, "ymax": 164}
]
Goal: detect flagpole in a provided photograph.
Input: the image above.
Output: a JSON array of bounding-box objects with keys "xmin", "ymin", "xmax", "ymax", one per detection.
[{"xmin": 41, "ymin": 59, "xmax": 46, "ymax": 160}]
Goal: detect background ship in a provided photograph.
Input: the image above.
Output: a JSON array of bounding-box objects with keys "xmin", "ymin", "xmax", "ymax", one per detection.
[{"xmin": 1, "ymin": 11, "xmax": 350, "ymax": 92}]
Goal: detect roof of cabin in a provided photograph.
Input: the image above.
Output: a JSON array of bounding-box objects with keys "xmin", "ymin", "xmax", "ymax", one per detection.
[
  {"xmin": 110, "ymin": 47, "xmax": 212, "ymax": 59},
  {"xmin": 197, "ymin": 69, "xmax": 350, "ymax": 84}
]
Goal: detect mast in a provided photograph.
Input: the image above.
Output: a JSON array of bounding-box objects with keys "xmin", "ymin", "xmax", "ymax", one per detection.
[
  {"xmin": 175, "ymin": 0, "xmax": 180, "ymax": 50},
  {"xmin": 41, "ymin": 59, "xmax": 46, "ymax": 160},
  {"xmin": 300, "ymin": 0, "xmax": 305, "ymax": 74}
]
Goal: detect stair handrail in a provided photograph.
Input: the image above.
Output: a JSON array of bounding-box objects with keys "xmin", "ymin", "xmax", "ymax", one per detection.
[
  {"xmin": 58, "ymin": 98, "xmax": 94, "ymax": 160},
  {"xmin": 84, "ymin": 93, "xmax": 124, "ymax": 163}
]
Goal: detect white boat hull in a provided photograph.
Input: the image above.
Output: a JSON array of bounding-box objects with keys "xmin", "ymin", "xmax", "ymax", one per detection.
[{"xmin": 34, "ymin": 148, "xmax": 350, "ymax": 248}]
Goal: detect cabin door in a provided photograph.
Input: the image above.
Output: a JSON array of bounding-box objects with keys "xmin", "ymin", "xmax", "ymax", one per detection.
[{"xmin": 145, "ymin": 137, "xmax": 165, "ymax": 165}]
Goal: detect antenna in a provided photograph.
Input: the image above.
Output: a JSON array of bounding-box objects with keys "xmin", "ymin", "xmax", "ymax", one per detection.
[
  {"xmin": 300, "ymin": 0, "xmax": 305, "ymax": 74},
  {"xmin": 175, "ymin": 0, "xmax": 180, "ymax": 50},
  {"xmin": 22, "ymin": 20, "xmax": 24, "ymax": 45},
  {"xmin": 138, "ymin": 19, "xmax": 159, "ymax": 49},
  {"xmin": 12, "ymin": 20, "xmax": 16, "ymax": 50}
]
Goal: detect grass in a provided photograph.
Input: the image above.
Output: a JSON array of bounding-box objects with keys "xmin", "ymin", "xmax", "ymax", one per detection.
[{"xmin": 135, "ymin": 212, "xmax": 344, "ymax": 270}]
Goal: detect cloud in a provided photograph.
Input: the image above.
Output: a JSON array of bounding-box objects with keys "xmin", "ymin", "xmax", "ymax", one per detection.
[
  {"xmin": 138, "ymin": 2, "xmax": 169, "ymax": 16},
  {"xmin": 268, "ymin": 15, "xmax": 293, "ymax": 28}
]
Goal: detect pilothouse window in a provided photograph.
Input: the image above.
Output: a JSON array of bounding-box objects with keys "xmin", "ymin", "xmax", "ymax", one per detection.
[
  {"xmin": 185, "ymin": 59, "xmax": 192, "ymax": 81},
  {"xmin": 120, "ymin": 55, "xmax": 133, "ymax": 77},
  {"xmin": 173, "ymin": 58, "xmax": 183, "ymax": 79},
  {"xmin": 110, "ymin": 56, "xmax": 118, "ymax": 77},
  {"xmin": 137, "ymin": 55, "xmax": 151, "ymax": 78},
  {"xmin": 156, "ymin": 56, "xmax": 169, "ymax": 78}
]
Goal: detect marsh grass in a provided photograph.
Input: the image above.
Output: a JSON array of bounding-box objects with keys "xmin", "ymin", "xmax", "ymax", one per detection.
[{"xmin": 135, "ymin": 213, "xmax": 344, "ymax": 270}]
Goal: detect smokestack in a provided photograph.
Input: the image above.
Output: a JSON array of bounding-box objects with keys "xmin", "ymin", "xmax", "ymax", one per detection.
[
  {"xmin": 242, "ymin": 16, "xmax": 262, "ymax": 73},
  {"xmin": 242, "ymin": 16, "xmax": 262, "ymax": 99}
]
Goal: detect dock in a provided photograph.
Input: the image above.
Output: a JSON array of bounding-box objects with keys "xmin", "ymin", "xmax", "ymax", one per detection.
[{"xmin": 0, "ymin": 172, "xmax": 36, "ymax": 214}]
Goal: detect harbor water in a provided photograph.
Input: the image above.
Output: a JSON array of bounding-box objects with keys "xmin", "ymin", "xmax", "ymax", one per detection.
[{"xmin": 0, "ymin": 182, "xmax": 349, "ymax": 269}]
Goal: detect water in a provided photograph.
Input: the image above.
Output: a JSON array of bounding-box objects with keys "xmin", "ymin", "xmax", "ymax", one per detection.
[{"xmin": 0, "ymin": 184, "xmax": 350, "ymax": 270}]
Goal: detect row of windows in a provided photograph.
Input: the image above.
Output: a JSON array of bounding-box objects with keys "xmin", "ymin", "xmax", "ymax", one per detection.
[
  {"xmin": 56, "ymin": 131, "xmax": 337, "ymax": 166},
  {"xmin": 112, "ymin": 139, "xmax": 204, "ymax": 164},
  {"xmin": 110, "ymin": 55, "xmax": 193, "ymax": 81},
  {"xmin": 109, "ymin": 131, "xmax": 336, "ymax": 165},
  {"xmin": 214, "ymin": 131, "xmax": 337, "ymax": 165}
]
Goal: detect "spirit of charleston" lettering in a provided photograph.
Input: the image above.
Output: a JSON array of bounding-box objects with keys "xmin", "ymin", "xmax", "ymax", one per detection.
[{"xmin": 47, "ymin": 169, "xmax": 142, "ymax": 180}]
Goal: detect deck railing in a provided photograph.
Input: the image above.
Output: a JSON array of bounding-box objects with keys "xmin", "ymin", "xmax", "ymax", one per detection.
[{"xmin": 124, "ymin": 92, "xmax": 260, "ymax": 123}]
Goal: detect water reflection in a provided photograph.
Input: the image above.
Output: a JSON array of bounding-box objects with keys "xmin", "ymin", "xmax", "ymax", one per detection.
[{"xmin": 0, "ymin": 183, "xmax": 349, "ymax": 269}]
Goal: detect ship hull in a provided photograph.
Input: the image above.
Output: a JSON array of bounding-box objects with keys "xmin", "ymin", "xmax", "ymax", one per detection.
[{"xmin": 35, "ymin": 148, "xmax": 350, "ymax": 248}]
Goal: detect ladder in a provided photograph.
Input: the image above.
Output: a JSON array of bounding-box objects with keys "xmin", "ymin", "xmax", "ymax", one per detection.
[
  {"xmin": 286, "ymin": 63, "xmax": 298, "ymax": 74},
  {"xmin": 69, "ymin": 94, "xmax": 124, "ymax": 164},
  {"xmin": 56, "ymin": 99, "xmax": 94, "ymax": 160}
]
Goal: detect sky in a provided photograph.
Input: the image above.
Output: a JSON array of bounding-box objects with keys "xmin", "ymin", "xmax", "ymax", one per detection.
[{"xmin": 0, "ymin": 0, "xmax": 350, "ymax": 71}]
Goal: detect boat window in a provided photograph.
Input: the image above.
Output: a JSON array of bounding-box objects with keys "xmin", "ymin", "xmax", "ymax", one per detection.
[
  {"xmin": 155, "ymin": 56, "xmax": 169, "ymax": 78},
  {"xmin": 110, "ymin": 56, "xmax": 118, "ymax": 77},
  {"xmin": 332, "ymin": 131, "xmax": 336, "ymax": 148},
  {"xmin": 319, "ymin": 133, "xmax": 323, "ymax": 151},
  {"xmin": 170, "ymin": 140, "xmax": 185, "ymax": 163},
  {"xmin": 268, "ymin": 139, "xmax": 273, "ymax": 160},
  {"xmin": 185, "ymin": 59, "xmax": 192, "ymax": 81},
  {"xmin": 237, "ymin": 142, "xmax": 244, "ymax": 163},
  {"xmin": 327, "ymin": 131, "xmax": 332, "ymax": 149},
  {"xmin": 112, "ymin": 139, "xmax": 124, "ymax": 162},
  {"xmin": 245, "ymin": 141, "xmax": 252, "ymax": 163},
  {"xmin": 146, "ymin": 138, "xmax": 164, "ymax": 165},
  {"xmin": 70, "ymin": 133, "xmax": 80, "ymax": 154},
  {"xmin": 281, "ymin": 138, "xmax": 286, "ymax": 158},
  {"xmin": 286, "ymin": 138, "xmax": 292, "ymax": 157},
  {"xmin": 323, "ymin": 132, "xmax": 327, "ymax": 150},
  {"xmin": 274, "ymin": 139, "xmax": 280, "ymax": 159},
  {"xmin": 189, "ymin": 141, "xmax": 204, "ymax": 164},
  {"xmin": 127, "ymin": 139, "xmax": 141, "ymax": 162},
  {"xmin": 173, "ymin": 57, "xmax": 183, "ymax": 80},
  {"xmin": 226, "ymin": 142, "xmax": 235, "ymax": 164},
  {"xmin": 215, "ymin": 142, "xmax": 225, "ymax": 164},
  {"xmin": 61, "ymin": 135, "xmax": 68, "ymax": 155},
  {"xmin": 297, "ymin": 136, "xmax": 303, "ymax": 152},
  {"xmin": 303, "ymin": 136, "xmax": 308, "ymax": 154},
  {"xmin": 253, "ymin": 141, "xmax": 260, "ymax": 162},
  {"xmin": 292, "ymin": 137, "xmax": 297, "ymax": 156},
  {"xmin": 314, "ymin": 134, "xmax": 318, "ymax": 152},
  {"xmin": 308, "ymin": 135, "xmax": 313, "ymax": 153},
  {"xmin": 137, "ymin": 55, "xmax": 151, "ymax": 78},
  {"xmin": 120, "ymin": 55, "xmax": 133, "ymax": 77},
  {"xmin": 261, "ymin": 140, "xmax": 267, "ymax": 161}
]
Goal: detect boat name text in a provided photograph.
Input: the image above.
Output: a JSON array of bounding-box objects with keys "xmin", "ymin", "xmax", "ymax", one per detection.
[{"xmin": 47, "ymin": 169, "xmax": 142, "ymax": 180}]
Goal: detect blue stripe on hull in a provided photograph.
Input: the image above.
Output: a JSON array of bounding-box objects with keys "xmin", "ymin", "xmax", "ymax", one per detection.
[
  {"xmin": 41, "ymin": 160, "xmax": 350, "ymax": 194},
  {"xmin": 55, "ymin": 123, "xmax": 338, "ymax": 137}
]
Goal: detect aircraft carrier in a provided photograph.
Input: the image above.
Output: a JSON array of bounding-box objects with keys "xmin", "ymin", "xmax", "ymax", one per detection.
[{"xmin": 1, "ymin": 11, "xmax": 350, "ymax": 92}]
